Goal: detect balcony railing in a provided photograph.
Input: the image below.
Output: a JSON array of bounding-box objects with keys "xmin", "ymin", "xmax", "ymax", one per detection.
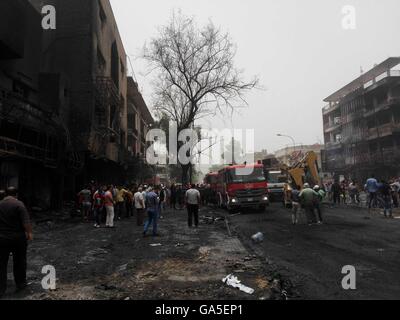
[
  {"xmin": 323, "ymin": 102, "xmax": 340, "ymax": 115},
  {"xmin": 325, "ymin": 141, "xmax": 342, "ymax": 149},
  {"xmin": 364, "ymin": 70, "xmax": 400, "ymax": 90}
]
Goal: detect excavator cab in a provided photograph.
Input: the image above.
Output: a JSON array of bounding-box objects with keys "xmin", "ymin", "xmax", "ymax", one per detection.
[{"xmin": 281, "ymin": 151, "xmax": 321, "ymax": 207}]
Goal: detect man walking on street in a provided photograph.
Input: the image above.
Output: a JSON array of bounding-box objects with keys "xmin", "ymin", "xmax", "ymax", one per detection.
[
  {"xmin": 331, "ymin": 180, "xmax": 341, "ymax": 208},
  {"xmin": 365, "ymin": 174, "xmax": 379, "ymax": 211},
  {"xmin": 78, "ymin": 186, "xmax": 92, "ymax": 221},
  {"xmin": 143, "ymin": 187, "xmax": 160, "ymax": 237},
  {"xmin": 115, "ymin": 186, "xmax": 128, "ymax": 220},
  {"xmin": 125, "ymin": 189, "xmax": 134, "ymax": 218},
  {"xmin": 313, "ymin": 185, "xmax": 326, "ymax": 224},
  {"xmin": 92, "ymin": 186, "xmax": 105, "ymax": 228},
  {"xmin": 185, "ymin": 184, "xmax": 201, "ymax": 228},
  {"xmin": 0, "ymin": 187, "xmax": 33, "ymax": 298},
  {"xmin": 291, "ymin": 186, "xmax": 301, "ymax": 225},
  {"xmin": 380, "ymin": 180, "xmax": 393, "ymax": 219},
  {"xmin": 159, "ymin": 186, "xmax": 166, "ymax": 219},
  {"xmin": 104, "ymin": 185, "xmax": 115, "ymax": 228},
  {"xmin": 299, "ymin": 183, "xmax": 319, "ymax": 226},
  {"xmin": 170, "ymin": 184, "xmax": 177, "ymax": 210},
  {"xmin": 134, "ymin": 187, "xmax": 146, "ymax": 226}
]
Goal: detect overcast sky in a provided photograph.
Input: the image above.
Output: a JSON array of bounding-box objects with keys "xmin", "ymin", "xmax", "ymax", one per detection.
[{"xmin": 110, "ymin": 0, "xmax": 400, "ymax": 153}]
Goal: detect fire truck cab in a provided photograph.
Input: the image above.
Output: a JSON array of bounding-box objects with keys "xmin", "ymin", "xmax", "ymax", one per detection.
[{"xmin": 214, "ymin": 163, "xmax": 269, "ymax": 213}]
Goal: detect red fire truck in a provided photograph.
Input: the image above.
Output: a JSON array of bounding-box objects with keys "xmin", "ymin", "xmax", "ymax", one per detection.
[{"xmin": 206, "ymin": 163, "xmax": 269, "ymax": 213}]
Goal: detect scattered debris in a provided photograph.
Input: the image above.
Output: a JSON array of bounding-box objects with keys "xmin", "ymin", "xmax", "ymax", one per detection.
[
  {"xmin": 222, "ymin": 274, "xmax": 255, "ymax": 295},
  {"xmin": 96, "ymin": 284, "xmax": 118, "ymax": 291},
  {"xmin": 251, "ymin": 232, "xmax": 264, "ymax": 243},
  {"xmin": 117, "ymin": 264, "xmax": 128, "ymax": 272},
  {"xmin": 201, "ymin": 215, "xmax": 225, "ymax": 224},
  {"xmin": 255, "ymin": 277, "xmax": 270, "ymax": 290},
  {"xmin": 150, "ymin": 243, "xmax": 162, "ymax": 247},
  {"xmin": 229, "ymin": 213, "xmax": 242, "ymax": 218}
]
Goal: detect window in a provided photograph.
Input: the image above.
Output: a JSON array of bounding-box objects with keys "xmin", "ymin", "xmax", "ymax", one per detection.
[
  {"xmin": 98, "ymin": 0, "xmax": 106, "ymax": 24},
  {"xmin": 111, "ymin": 42, "xmax": 119, "ymax": 88},
  {"xmin": 97, "ymin": 47, "xmax": 106, "ymax": 70},
  {"xmin": 226, "ymin": 167, "xmax": 266, "ymax": 184},
  {"xmin": 120, "ymin": 60, "xmax": 125, "ymax": 77}
]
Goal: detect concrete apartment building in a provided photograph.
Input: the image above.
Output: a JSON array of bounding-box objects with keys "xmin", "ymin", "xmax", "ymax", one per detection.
[
  {"xmin": 127, "ymin": 77, "xmax": 154, "ymax": 158},
  {"xmin": 0, "ymin": 0, "xmax": 153, "ymax": 209},
  {"xmin": 323, "ymin": 57, "xmax": 400, "ymax": 181},
  {"xmin": 29, "ymin": 0, "xmax": 129, "ymax": 183},
  {"xmin": 0, "ymin": 0, "xmax": 65, "ymax": 208},
  {"xmin": 126, "ymin": 77, "xmax": 155, "ymax": 183}
]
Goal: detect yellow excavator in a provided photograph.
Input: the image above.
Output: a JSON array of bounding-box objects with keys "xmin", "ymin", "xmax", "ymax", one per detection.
[{"xmin": 280, "ymin": 151, "xmax": 322, "ymax": 207}]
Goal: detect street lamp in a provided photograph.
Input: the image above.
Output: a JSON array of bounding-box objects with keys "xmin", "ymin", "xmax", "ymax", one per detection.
[
  {"xmin": 277, "ymin": 133, "xmax": 296, "ymax": 165},
  {"xmin": 277, "ymin": 133, "xmax": 296, "ymax": 149}
]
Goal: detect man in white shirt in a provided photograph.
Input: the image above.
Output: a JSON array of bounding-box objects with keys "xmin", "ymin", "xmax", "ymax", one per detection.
[
  {"xmin": 185, "ymin": 185, "xmax": 201, "ymax": 228},
  {"xmin": 134, "ymin": 187, "xmax": 145, "ymax": 226}
]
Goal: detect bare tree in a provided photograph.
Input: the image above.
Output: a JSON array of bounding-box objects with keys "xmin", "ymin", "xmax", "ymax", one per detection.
[{"xmin": 144, "ymin": 12, "xmax": 259, "ymax": 183}]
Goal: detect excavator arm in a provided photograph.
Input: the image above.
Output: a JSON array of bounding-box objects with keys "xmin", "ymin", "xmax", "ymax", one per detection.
[{"xmin": 281, "ymin": 151, "xmax": 321, "ymax": 189}]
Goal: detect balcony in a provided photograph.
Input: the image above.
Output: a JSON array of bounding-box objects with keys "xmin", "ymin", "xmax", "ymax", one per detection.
[
  {"xmin": 364, "ymin": 70, "xmax": 400, "ymax": 90},
  {"xmin": 323, "ymin": 102, "xmax": 340, "ymax": 115},
  {"xmin": 325, "ymin": 141, "xmax": 342, "ymax": 150},
  {"xmin": 367, "ymin": 123, "xmax": 395, "ymax": 140},
  {"xmin": 364, "ymin": 97, "xmax": 400, "ymax": 118},
  {"xmin": 106, "ymin": 142, "xmax": 119, "ymax": 163},
  {"xmin": 324, "ymin": 119, "xmax": 342, "ymax": 133}
]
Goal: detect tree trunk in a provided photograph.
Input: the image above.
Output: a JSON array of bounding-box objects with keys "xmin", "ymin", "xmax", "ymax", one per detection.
[{"xmin": 181, "ymin": 164, "xmax": 190, "ymax": 185}]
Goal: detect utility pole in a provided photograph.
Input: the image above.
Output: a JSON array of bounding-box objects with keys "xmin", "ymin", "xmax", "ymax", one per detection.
[{"xmin": 232, "ymin": 136, "xmax": 235, "ymax": 165}]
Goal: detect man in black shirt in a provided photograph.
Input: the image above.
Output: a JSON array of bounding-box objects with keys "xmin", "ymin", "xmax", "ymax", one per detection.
[
  {"xmin": 0, "ymin": 187, "xmax": 33, "ymax": 298},
  {"xmin": 380, "ymin": 181, "xmax": 393, "ymax": 219}
]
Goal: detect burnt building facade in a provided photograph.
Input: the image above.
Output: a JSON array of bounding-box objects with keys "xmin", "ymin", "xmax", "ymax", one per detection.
[
  {"xmin": 0, "ymin": 0, "xmax": 66, "ymax": 209},
  {"xmin": 126, "ymin": 77, "xmax": 155, "ymax": 183},
  {"xmin": 323, "ymin": 57, "xmax": 400, "ymax": 182},
  {"xmin": 0, "ymin": 0, "xmax": 153, "ymax": 209}
]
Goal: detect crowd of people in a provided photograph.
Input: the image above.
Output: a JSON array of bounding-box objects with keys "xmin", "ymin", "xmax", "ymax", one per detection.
[
  {"xmin": 289, "ymin": 174, "xmax": 400, "ymax": 226},
  {"xmin": 323, "ymin": 175, "xmax": 400, "ymax": 218},
  {"xmin": 291, "ymin": 184, "xmax": 326, "ymax": 226},
  {"xmin": 0, "ymin": 182, "xmax": 203, "ymax": 297},
  {"xmin": 76, "ymin": 182, "xmax": 204, "ymax": 236}
]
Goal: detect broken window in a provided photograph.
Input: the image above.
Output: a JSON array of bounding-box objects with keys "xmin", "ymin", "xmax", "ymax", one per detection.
[
  {"xmin": 97, "ymin": 46, "xmax": 106, "ymax": 71},
  {"xmin": 120, "ymin": 59, "xmax": 125, "ymax": 77},
  {"xmin": 98, "ymin": 0, "xmax": 107, "ymax": 25},
  {"xmin": 111, "ymin": 42, "xmax": 119, "ymax": 89}
]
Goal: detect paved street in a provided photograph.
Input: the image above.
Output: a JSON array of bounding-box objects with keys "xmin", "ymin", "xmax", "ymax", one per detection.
[
  {"xmin": 1, "ymin": 203, "xmax": 399, "ymax": 300},
  {"xmin": 2, "ymin": 208, "xmax": 286, "ymax": 300},
  {"xmin": 223, "ymin": 203, "xmax": 400, "ymax": 300}
]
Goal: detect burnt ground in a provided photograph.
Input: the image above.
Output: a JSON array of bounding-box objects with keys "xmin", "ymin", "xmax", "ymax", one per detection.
[
  {"xmin": 223, "ymin": 203, "xmax": 400, "ymax": 300},
  {"xmin": 1, "ymin": 207, "xmax": 288, "ymax": 301}
]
